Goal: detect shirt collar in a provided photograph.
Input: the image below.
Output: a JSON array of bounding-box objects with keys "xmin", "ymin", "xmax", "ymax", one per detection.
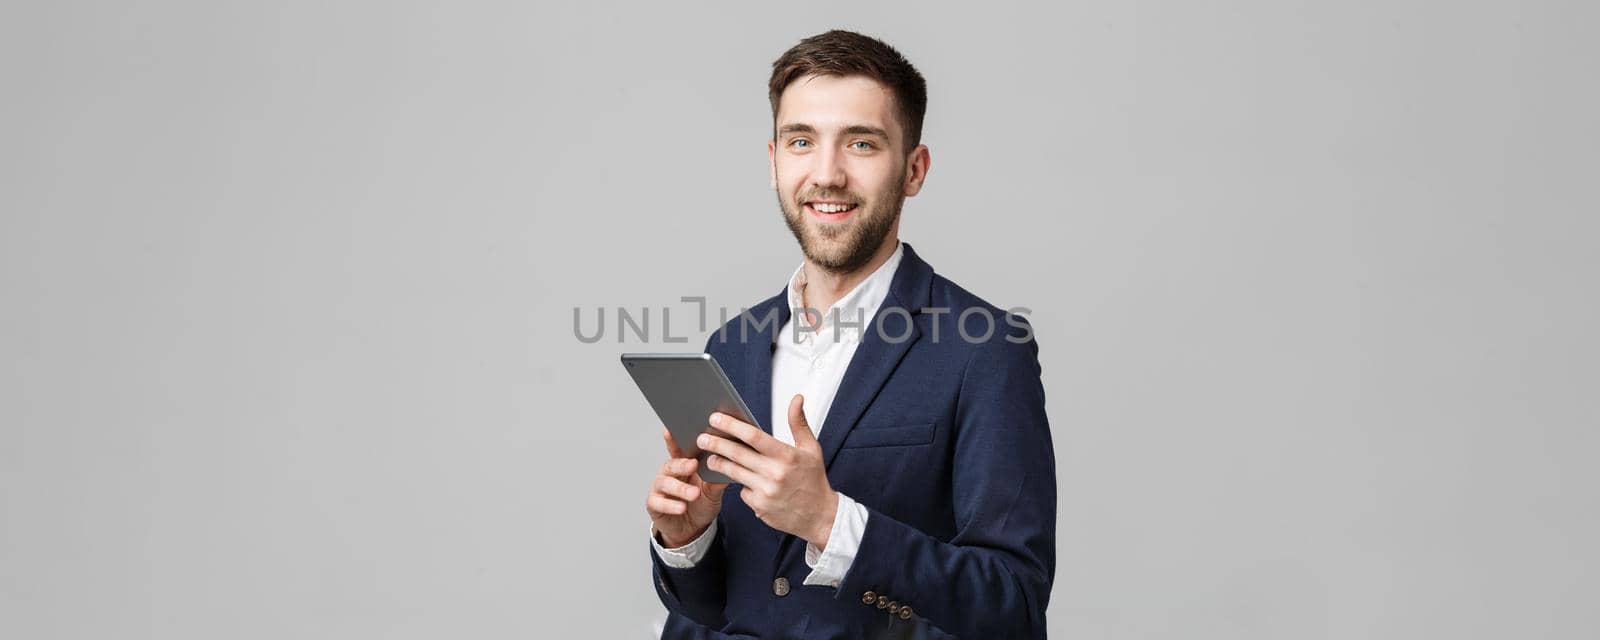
[{"xmin": 785, "ymin": 241, "xmax": 905, "ymax": 336}]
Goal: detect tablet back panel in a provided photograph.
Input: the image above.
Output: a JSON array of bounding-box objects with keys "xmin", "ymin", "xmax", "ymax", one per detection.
[{"xmin": 621, "ymin": 353, "xmax": 760, "ymax": 484}]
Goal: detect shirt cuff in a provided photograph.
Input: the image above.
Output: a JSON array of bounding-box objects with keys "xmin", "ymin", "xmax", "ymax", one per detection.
[
  {"xmin": 650, "ymin": 520, "xmax": 718, "ymax": 569},
  {"xmin": 802, "ymin": 492, "xmax": 869, "ymax": 587}
]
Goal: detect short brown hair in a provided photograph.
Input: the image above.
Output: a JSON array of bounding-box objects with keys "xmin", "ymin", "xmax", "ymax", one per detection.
[{"xmin": 768, "ymin": 30, "xmax": 928, "ymax": 152}]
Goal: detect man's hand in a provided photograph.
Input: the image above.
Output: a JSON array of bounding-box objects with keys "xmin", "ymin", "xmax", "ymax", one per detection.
[
  {"xmin": 646, "ymin": 427, "xmax": 729, "ymax": 548},
  {"xmin": 698, "ymin": 394, "xmax": 839, "ymax": 548}
]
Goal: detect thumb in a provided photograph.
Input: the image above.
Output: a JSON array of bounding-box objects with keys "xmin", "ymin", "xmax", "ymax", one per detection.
[
  {"xmin": 702, "ymin": 480, "xmax": 729, "ymax": 501},
  {"xmin": 787, "ymin": 394, "xmax": 817, "ymax": 447}
]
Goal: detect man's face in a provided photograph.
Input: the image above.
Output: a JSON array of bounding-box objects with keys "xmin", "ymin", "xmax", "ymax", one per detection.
[{"xmin": 769, "ymin": 74, "xmax": 929, "ymax": 274}]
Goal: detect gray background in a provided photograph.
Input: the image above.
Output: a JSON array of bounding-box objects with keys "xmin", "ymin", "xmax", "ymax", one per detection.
[{"xmin": 3, "ymin": 1, "xmax": 1596, "ymax": 638}]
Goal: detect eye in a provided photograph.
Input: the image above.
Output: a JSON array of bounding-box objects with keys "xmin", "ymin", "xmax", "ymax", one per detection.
[
  {"xmin": 789, "ymin": 138, "xmax": 812, "ymax": 149},
  {"xmin": 849, "ymin": 140, "xmax": 875, "ymax": 150}
]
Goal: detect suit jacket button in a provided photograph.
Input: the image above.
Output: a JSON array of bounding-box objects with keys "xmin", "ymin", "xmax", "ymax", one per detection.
[
  {"xmin": 899, "ymin": 606, "xmax": 913, "ymax": 620},
  {"xmin": 862, "ymin": 590, "xmax": 876, "ymax": 604},
  {"xmin": 888, "ymin": 602, "xmax": 900, "ymax": 614},
  {"xmin": 773, "ymin": 577, "xmax": 790, "ymax": 597},
  {"xmin": 876, "ymin": 595, "xmax": 890, "ymax": 609}
]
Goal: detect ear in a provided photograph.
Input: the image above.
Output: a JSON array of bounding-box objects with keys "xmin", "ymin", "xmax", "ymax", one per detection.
[
  {"xmin": 768, "ymin": 139, "xmax": 778, "ymax": 190},
  {"xmin": 903, "ymin": 144, "xmax": 931, "ymax": 197}
]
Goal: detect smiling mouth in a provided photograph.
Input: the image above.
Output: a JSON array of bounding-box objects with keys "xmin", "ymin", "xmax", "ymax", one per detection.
[{"xmin": 805, "ymin": 201, "xmax": 859, "ymax": 222}]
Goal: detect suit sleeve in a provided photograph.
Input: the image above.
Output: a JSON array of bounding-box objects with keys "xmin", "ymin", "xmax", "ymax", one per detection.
[
  {"xmin": 649, "ymin": 524, "xmax": 729, "ymax": 629},
  {"xmin": 832, "ymin": 323, "xmax": 1057, "ymax": 638}
]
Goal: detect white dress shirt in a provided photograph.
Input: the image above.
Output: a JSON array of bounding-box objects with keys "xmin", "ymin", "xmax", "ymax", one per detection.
[{"xmin": 652, "ymin": 242, "xmax": 905, "ymax": 589}]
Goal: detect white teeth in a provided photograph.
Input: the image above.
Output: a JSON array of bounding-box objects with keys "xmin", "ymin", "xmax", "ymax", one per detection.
[{"xmin": 812, "ymin": 203, "xmax": 853, "ymax": 213}]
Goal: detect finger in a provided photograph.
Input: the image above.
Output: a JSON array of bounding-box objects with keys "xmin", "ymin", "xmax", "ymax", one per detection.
[
  {"xmin": 697, "ymin": 432, "xmax": 777, "ymax": 477},
  {"xmin": 701, "ymin": 480, "xmax": 730, "ymax": 500},
  {"xmin": 708, "ymin": 412, "xmax": 787, "ymax": 457},
  {"xmin": 655, "ymin": 475, "xmax": 700, "ymax": 502},
  {"xmin": 786, "ymin": 394, "xmax": 818, "ymax": 448},
  {"xmin": 705, "ymin": 453, "xmax": 771, "ymax": 494},
  {"xmin": 659, "ymin": 457, "xmax": 697, "ymax": 479},
  {"xmin": 662, "ymin": 427, "xmax": 688, "ymax": 459},
  {"xmin": 646, "ymin": 494, "xmax": 686, "ymax": 516},
  {"xmin": 739, "ymin": 486, "xmax": 770, "ymax": 513}
]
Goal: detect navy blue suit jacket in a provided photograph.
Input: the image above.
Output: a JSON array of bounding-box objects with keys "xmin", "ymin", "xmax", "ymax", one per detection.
[{"xmin": 651, "ymin": 243, "xmax": 1056, "ymax": 639}]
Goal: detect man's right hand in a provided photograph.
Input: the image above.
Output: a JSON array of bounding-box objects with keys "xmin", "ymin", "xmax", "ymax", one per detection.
[{"xmin": 647, "ymin": 427, "xmax": 729, "ymax": 548}]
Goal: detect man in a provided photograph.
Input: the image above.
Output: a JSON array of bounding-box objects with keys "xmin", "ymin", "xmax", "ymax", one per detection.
[{"xmin": 644, "ymin": 30, "xmax": 1056, "ymax": 639}]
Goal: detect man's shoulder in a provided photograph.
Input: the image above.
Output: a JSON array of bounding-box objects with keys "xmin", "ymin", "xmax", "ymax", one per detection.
[
  {"xmin": 927, "ymin": 272, "xmax": 1006, "ymax": 316},
  {"xmin": 925, "ymin": 272, "xmax": 1036, "ymax": 349},
  {"xmin": 701, "ymin": 288, "xmax": 788, "ymax": 355}
]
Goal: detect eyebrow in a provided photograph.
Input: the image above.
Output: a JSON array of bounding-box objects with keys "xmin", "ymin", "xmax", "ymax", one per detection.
[{"xmin": 777, "ymin": 123, "xmax": 891, "ymax": 139}]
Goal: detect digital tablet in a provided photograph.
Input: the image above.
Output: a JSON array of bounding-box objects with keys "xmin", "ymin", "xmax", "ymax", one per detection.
[{"xmin": 621, "ymin": 353, "xmax": 761, "ymax": 484}]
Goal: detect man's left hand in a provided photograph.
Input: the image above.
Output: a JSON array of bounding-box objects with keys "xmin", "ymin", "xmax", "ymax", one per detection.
[{"xmin": 697, "ymin": 394, "xmax": 838, "ymax": 549}]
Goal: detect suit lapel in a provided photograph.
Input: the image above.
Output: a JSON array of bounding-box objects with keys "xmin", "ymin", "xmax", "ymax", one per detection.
[
  {"xmin": 734, "ymin": 293, "xmax": 789, "ymax": 436},
  {"xmin": 814, "ymin": 243, "xmax": 935, "ymax": 470},
  {"xmin": 764, "ymin": 243, "xmax": 935, "ymax": 569}
]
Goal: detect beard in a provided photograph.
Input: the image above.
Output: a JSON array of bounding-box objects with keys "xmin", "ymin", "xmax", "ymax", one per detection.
[{"xmin": 777, "ymin": 170, "xmax": 905, "ymax": 275}]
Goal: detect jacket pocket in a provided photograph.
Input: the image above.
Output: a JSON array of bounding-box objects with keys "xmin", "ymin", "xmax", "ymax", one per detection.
[{"xmin": 840, "ymin": 422, "xmax": 935, "ymax": 449}]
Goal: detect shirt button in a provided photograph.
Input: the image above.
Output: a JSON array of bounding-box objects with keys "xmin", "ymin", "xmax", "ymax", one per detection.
[{"xmin": 773, "ymin": 577, "xmax": 790, "ymax": 597}]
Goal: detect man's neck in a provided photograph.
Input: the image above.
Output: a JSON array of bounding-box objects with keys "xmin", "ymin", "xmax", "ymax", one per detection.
[{"xmin": 800, "ymin": 238, "xmax": 900, "ymax": 322}]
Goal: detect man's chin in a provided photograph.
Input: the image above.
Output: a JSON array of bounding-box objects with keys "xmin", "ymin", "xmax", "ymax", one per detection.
[
  {"xmin": 802, "ymin": 227, "xmax": 853, "ymax": 250},
  {"xmin": 801, "ymin": 239, "xmax": 864, "ymax": 270}
]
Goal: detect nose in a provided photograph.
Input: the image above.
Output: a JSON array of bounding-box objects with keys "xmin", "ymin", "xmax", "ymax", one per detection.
[{"xmin": 811, "ymin": 145, "xmax": 847, "ymax": 191}]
